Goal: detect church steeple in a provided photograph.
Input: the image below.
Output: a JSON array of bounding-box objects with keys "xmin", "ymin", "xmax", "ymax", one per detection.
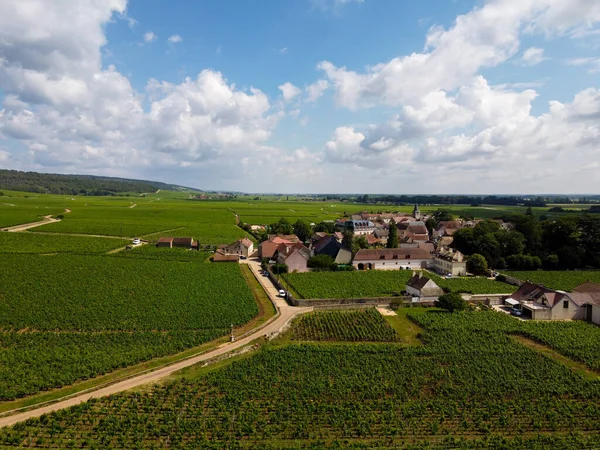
[{"xmin": 412, "ymin": 203, "xmax": 421, "ymax": 220}]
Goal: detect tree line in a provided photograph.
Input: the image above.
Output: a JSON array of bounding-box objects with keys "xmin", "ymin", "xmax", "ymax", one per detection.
[
  {"xmin": 451, "ymin": 212, "xmax": 600, "ymax": 271},
  {"xmin": 0, "ymin": 169, "xmax": 190, "ymax": 196}
]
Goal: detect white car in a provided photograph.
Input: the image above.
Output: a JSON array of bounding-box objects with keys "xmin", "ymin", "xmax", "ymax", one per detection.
[
  {"xmin": 132, "ymin": 238, "xmax": 141, "ymax": 245},
  {"xmin": 278, "ymin": 289, "xmax": 286, "ymax": 297}
]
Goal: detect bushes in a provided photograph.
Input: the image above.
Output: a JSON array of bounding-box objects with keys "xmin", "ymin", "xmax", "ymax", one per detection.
[
  {"xmin": 307, "ymin": 254, "xmax": 336, "ymax": 270},
  {"xmin": 435, "ymin": 292, "xmax": 468, "ymax": 312}
]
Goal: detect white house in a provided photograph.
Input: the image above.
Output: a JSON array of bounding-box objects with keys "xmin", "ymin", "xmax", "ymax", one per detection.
[{"xmin": 352, "ymin": 247, "xmax": 433, "ymax": 271}]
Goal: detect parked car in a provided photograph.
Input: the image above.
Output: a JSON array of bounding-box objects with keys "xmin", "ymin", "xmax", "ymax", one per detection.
[
  {"xmin": 240, "ymin": 255, "xmax": 247, "ymax": 260},
  {"xmin": 268, "ymin": 260, "xmax": 276, "ymax": 264},
  {"xmin": 510, "ymin": 308, "xmax": 522, "ymax": 317},
  {"xmin": 278, "ymin": 289, "xmax": 286, "ymax": 297},
  {"xmin": 132, "ymin": 238, "xmax": 141, "ymax": 245}
]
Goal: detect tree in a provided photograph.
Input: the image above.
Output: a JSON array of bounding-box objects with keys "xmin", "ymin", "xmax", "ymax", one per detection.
[
  {"xmin": 307, "ymin": 254, "xmax": 336, "ymax": 270},
  {"xmin": 342, "ymin": 230, "xmax": 354, "ymax": 249},
  {"xmin": 467, "ymin": 253, "xmax": 488, "ymax": 275},
  {"xmin": 293, "ymin": 219, "xmax": 312, "ymax": 243},
  {"xmin": 526, "ymin": 206, "xmax": 533, "ymax": 216},
  {"xmin": 387, "ymin": 219, "xmax": 399, "ymax": 248},
  {"xmin": 425, "ymin": 218, "xmax": 437, "ymax": 236},
  {"xmin": 352, "ymin": 235, "xmax": 369, "ymax": 255},
  {"xmin": 433, "ymin": 209, "xmax": 454, "ymax": 222},
  {"xmin": 268, "ymin": 218, "xmax": 293, "ymax": 235},
  {"xmin": 436, "ymin": 292, "xmax": 468, "ymax": 312}
]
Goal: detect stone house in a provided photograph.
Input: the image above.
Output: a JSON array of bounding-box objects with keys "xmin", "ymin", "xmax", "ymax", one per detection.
[
  {"xmin": 405, "ymin": 273, "xmax": 443, "ymax": 299},
  {"xmin": 223, "ymin": 238, "xmax": 254, "ymax": 257}
]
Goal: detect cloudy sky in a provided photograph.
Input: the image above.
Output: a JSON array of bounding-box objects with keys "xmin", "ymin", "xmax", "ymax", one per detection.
[{"xmin": 0, "ymin": 0, "xmax": 599, "ymax": 194}]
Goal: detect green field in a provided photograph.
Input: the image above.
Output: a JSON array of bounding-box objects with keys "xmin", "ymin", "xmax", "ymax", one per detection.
[
  {"xmin": 3, "ymin": 310, "xmax": 600, "ymax": 448},
  {"xmin": 0, "ymin": 253, "xmax": 257, "ymax": 400},
  {"xmin": 0, "ymin": 254, "xmax": 257, "ymax": 331},
  {"xmin": 283, "ymin": 270, "xmax": 515, "ymax": 299},
  {"xmin": 504, "ymin": 270, "xmax": 600, "ymax": 291},
  {"xmin": 0, "ymin": 232, "xmax": 128, "ymax": 254},
  {"xmin": 289, "ymin": 308, "xmax": 401, "ymax": 342}
]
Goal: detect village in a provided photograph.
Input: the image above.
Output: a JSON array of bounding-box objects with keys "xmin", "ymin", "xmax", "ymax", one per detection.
[{"xmin": 156, "ymin": 204, "xmax": 600, "ymax": 327}]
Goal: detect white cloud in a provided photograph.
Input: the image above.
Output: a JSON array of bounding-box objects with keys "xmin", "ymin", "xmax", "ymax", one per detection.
[
  {"xmin": 167, "ymin": 34, "xmax": 182, "ymax": 43},
  {"xmin": 278, "ymin": 82, "xmax": 302, "ymax": 102},
  {"xmin": 0, "ymin": 0, "xmax": 282, "ymax": 180},
  {"xmin": 305, "ymin": 79, "xmax": 329, "ymax": 102},
  {"xmin": 279, "ymin": 47, "xmax": 288, "ymax": 54},
  {"xmin": 520, "ymin": 47, "xmax": 546, "ymax": 66},
  {"xmin": 143, "ymin": 32, "xmax": 157, "ymax": 43},
  {"xmin": 568, "ymin": 57, "xmax": 600, "ymax": 73},
  {"xmin": 318, "ymin": 0, "xmax": 600, "ymax": 110}
]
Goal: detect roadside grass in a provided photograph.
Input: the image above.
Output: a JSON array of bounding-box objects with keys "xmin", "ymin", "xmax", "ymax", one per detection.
[
  {"xmin": 240, "ymin": 264, "xmax": 277, "ymax": 329},
  {"xmin": 511, "ymin": 335, "xmax": 600, "ymax": 381},
  {"xmin": 382, "ymin": 307, "xmax": 427, "ymax": 346}
]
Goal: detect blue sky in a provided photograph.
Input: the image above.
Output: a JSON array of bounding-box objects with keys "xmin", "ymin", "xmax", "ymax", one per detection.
[{"xmin": 1, "ymin": 0, "xmax": 599, "ymax": 194}]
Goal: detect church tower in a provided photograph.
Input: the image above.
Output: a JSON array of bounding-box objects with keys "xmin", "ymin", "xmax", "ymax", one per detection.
[{"xmin": 412, "ymin": 203, "xmax": 421, "ymax": 220}]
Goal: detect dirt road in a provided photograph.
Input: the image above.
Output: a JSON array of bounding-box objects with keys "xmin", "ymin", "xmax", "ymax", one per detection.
[
  {"xmin": 2, "ymin": 209, "xmax": 71, "ymax": 232},
  {"xmin": 0, "ymin": 259, "xmax": 311, "ymax": 428}
]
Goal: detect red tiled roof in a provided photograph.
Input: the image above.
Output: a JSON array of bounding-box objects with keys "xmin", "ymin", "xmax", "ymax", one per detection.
[{"xmin": 157, "ymin": 237, "xmax": 174, "ymax": 243}]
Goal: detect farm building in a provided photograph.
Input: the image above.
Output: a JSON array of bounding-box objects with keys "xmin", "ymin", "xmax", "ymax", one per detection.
[
  {"xmin": 156, "ymin": 237, "xmax": 198, "ymax": 249},
  {"xmin": 156, "ymin": 237, "xmax": 174, "ymax": 248},
  {"xmin": 222, "ymin": 238, "xmax": 254, "ymax": 257},
  {"xmin": 510, "ymin": 281, "xmax": 600, "ymax": 321},
  {"xmin": 406, "ymin": 273, "xmax": 443, "ymax": 299},
  {"xmin": 212, "ymin": 251, "xmax": 240, "ymax": 263}
]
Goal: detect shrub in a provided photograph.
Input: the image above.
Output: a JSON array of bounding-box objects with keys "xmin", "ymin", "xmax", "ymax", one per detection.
[{"xmin": 435, "ymin": 292, "xmax": 468, "ymax": 312}]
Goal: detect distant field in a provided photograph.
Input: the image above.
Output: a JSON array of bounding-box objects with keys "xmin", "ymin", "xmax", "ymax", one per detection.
[
  {"xmin": 289, "ymin": 309, "xmax": 401, "ymax": 342},
  {"xmin": 0, "ymin": 253, "xmax": 257, "ymax": 400},
  {"xmin": 283, "ymin": 270, "xmax": 514, "ymax": 299},
  {"xmin": 503, "ymin": 270, "xmax": 600, "ymax": 291},
  {"xmin": 0, "ymin": 232, "xmax": 128, "ymax": 254}
]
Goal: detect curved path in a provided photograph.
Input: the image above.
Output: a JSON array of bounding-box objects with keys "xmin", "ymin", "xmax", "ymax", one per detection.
[
  {"xmin": 0, "ymin": 260, "xmax": 311, "ymax": 428},
  {"xmin": 2, "ymin": 209, "xmax": 71, "ymax": 232}
]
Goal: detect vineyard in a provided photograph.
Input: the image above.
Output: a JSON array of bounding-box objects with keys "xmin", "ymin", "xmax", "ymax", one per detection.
[
  {"xmin": 0, "ymin": 254, "xmax": 257, "ymax": 331},
  {"xmin": 2, "ymin": 310, "xmax": 600, "ymax": 447},
  {"xmin": 0, "ymin": 330, "xmax": 224, "ymax": 400},
  {"xmin": 0, "ymin": 232, "xmax": 128, "ymax": 254},
  {"xmin": 504, "ymin": 270, "xmax": 600, "ymax": 291},
  {"xmin": 429, "ymin": 273, "xmax": 515, "ymax": 294},
  {"xmin": 282, "ymin": 271, "xmax": 413, "ymax": 299},
  {"xmin": 289, "ymin": 309, "xmax": 401, "ymax": 342},
  {"xmin": 0, "ymin": 253, "xmax": 258, "ymax": 400},
  {"xmin": 283, "ymin": 270, "xmax": 514, "ymax": 299}
]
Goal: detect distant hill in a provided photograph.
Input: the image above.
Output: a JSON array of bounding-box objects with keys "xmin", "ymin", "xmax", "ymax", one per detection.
[{"xmin": 0, "ymin": 170, "xmax": 201, "ymax": 196}]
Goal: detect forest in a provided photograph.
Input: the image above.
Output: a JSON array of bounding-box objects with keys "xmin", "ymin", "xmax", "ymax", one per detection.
[{"xmin": 0, "ymin": 169, "xmax": 195, "ymax": 196}]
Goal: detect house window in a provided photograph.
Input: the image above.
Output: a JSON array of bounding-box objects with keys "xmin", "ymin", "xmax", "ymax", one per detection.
[
  {"xmin": 563, "ymin": 300, "xmax": 569, "ymax": 309},
  {"xmin": 380, "ymin": 255, "xmax": 385, "ymax": 259}
]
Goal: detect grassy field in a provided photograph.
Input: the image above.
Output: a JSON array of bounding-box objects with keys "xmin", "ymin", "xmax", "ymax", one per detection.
[
  {"xmin": 3, "ymin": 310, "xmax": 600, "ymax": 448},
  {"xmin": 288, "ymin": 308, "xmax": 401, "ymax": 342},
  {"xmin": 283, "ymin": 270, "xmax": 515, "ymax": 299},
  {"xmin": 504, "ymin": 270, "xmax": 600, "ymax": 291}
]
